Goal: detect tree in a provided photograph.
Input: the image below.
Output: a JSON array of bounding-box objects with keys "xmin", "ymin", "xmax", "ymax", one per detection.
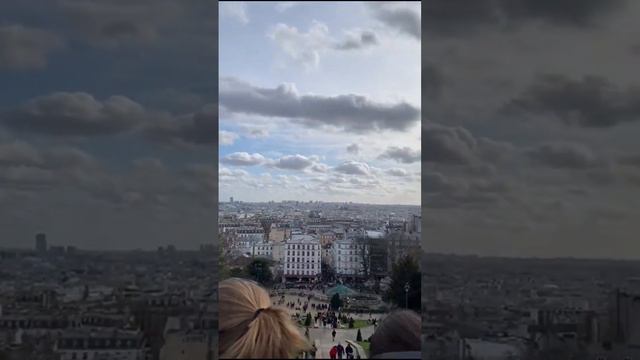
[
  {"xmin": 349, "ymin": 318, "xmax": 355, "ymax": 328},
  {"xmin": 305, "ymin": 313, "xmax": 312, "ymax": 327},
  {"xmin": 385, "ymin": 254, "xmax": 421, "ymax": 311},
  {"xmin": 356, "ymin": 329, "xmax": 363, "ymax": 342},
  {"xmin": 321, "ymin": 260, "xmax": 335, "ymax": 282},
  {"xmin": 331, "ymin": 293, "xmax": 342, "ymax": 310},
  {"xmin": 246, "ymin": 258, "xmax": 273, "ymax": 285}
]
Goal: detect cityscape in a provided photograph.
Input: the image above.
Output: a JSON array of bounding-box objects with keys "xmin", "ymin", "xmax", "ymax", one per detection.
[
  {"xmin": 219, "ymin": 1, "xmax": 421, "ymax": 358},
  {"xmin": 422, "ymin": 0, "xmax": 640, "ymax": 359},
  {"xmin": 218, "ymin": 199, "xmax": 421, "ymax": 358},
  {"xmin": 0, "ymin": 235, "xmax": 217, "ymax": 359}
]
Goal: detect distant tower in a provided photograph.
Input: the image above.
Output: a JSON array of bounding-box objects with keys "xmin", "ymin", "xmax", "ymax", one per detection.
[
  {"xmin": 230, "ymin": 196, "xmax": 234, "ymax": 203},
  {"xmin": 35, "ymin": 233, "xmax": 47, "ymax": 253}
]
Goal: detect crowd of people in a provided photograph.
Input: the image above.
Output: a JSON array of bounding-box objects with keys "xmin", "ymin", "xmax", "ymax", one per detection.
[{"xmin": 219, "ymin": 278, "xmax": 421, "ymax": 359}]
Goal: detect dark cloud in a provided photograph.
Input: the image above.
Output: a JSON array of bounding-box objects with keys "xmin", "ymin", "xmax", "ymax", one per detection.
[
  {"xmin": 144, "ymin": 104, "xmax": 216, "ymax": 145},
  {"xmin": 378, "ymin": 146, "xmax": 421, "ymax": 164},
  {"xmin": 505, "ymin": 74, "xmax": 640, "ymax": 128},
  {"xmin": 219, "ymin": 77, "xmax": 419, "ymax": 133},
  {"xmin": 423, "ymin": 63, "xmax": 445, "ymax": 100},
  {"xmin": 525, "ymin": 142, "xmax": 600, "ymax": 169},
  {"xmin": 0, "ymin": 141, "xmax": 43, "ymax": 167},
  {"xmin": 58, "ymin": 0, "xmax": 187, "ymax": 48},
  {"xmin": 422, "ymin": 0, "xmax": 625, "ymax": 37},
  {"xmin": 0, "ymin": 25, "xmax": 64, "ymax": 71},
  {"xmin": 3, "ymin": 92, "xmax": 146, "ymax": 136},
  {"xmin": 370, "ymin": 3, "xmax": 420, "ymax": 39},
  {"xmin": 422, "ymin": 123, "xmax": 477, "ymax": 164},
  {"xmin": 333, "ymin": 30, "xmax": 378, "ymax": 50},
  {"xmin": 346, "ymin": 143, "xmax": 360, "ymax": 155}
]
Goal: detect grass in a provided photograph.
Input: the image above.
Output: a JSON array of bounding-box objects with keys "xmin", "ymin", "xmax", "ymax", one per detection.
[
  {"xmin": 357, "ymin": 341, "xmax": 370, "ymax": 357},
  {"xmin": 352, "ymin": 320, "xmax": 372, "ymax": 329}
]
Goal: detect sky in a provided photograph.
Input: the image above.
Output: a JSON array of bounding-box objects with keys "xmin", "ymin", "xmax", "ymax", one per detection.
[
  {"xmin": 0, "ymin": 0, "xmax": 216, "ymax": 250},
  {"xmin": 422, "ymin": 0, "xmax": 640, "ymax": 259},
  {"xmin": 218, "ymin": 1, "xmax": 421, "ymax": 205}
]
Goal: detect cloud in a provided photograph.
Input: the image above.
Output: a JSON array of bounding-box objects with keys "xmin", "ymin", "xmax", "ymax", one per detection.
[
  {"xmin": 145, "ymin": 104, "xmax": 216, "ymax": 145},
  {"xmin": 333, "ymin": 30, "xmax": 378, "ymax": 50},
  {"xmin": 219, "ymin": 167, "xmax": 249, "ymax": 182},
  {"xmin": 271, "ymin": 154, "xmax": 315, "ymax": 170},
  {"xmin": 525, "ymin": 142, "xmax": 600, "ymax": 169},
  {"xmin": 241, "ymin": 126, "xmax": 270, "ymax": 139},
  {"xmin": 423, "ymin": 63, "xmax": 445, "ymax": 100},
  {"xmin": 379, "ymin": 146, "xmax": 421, "ymax": 164},
  {"xmin": 386, "ymin": 168, "xmax": 409, "ymax": 177},
  {"xmin": 0, "ymin": 141, "xmax": 44, "ymax": 167},
  {"xmin": 334, "ymin": 161, "xmax": 371, "ymax": 176},
  {"xmin": 422, "ymin": 0, "xmax": 624, "ymax": 37},
  {"xmin": 275, "ymin": 2, "xmax": 298, "ymax": 12},
  {"xmin": 219, "ymin": 130, "xmax": 238, "ymax": 146},
  {"xmin": 422, "ymin": 123, "xmax": 477, "ymax": 164},
  {"xmin": 220, "ymin": 2, "xmax": 249, "ymax": 24},
  {"xmin": 346, "ymin": 143, "xmax": 360, "ymax": 155},
  {"xmin": 220, "ymin": 152, "xmax": 266, "ymax": 166},
  {"xmin": 369, "ymin": 2, "xmax": 420, "ymax": 39},
  {"xmin": 505, "ymin": 74, "xmax": 640, "ymax": 128},
  {"xmin": 268, "ymin": 21, "xmax": 379, "ymax": 69},
  {"xmin": 3, "ymin": 92, "xmax": 146, "ymax": 136},
  {"xmin": 58, "ymin": 0, "xmax": 188, "ymax": 47},
  {"xmin": 0, "ymin": 25, "xmax": 64, "ymax": 71},
  {"xmin": 220, "ymin": 77, "xmax": 419, "ymax": 133}
]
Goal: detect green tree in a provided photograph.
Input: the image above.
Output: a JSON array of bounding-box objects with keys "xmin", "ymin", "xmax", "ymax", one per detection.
[
  {"xmin": 246, "ymin": 258, "xmax": 273, "ymax": 285},
  {"xmin": 385, "ymin": 254, "xmax": 421, "ymax": 311},
  {"xmin": 305, "ymin": 313, "xmax": 312, "ymax": 327},
  {"xmin": 330, "ymin": 293, "xmax": 342, "ymax": 310},
  {"xmin": 348, "ymin": 317, "xmax": 355, "ymax": 328},
  {"xmin": 356, "ymin": 329, "xmax": 363, "ymax": 342}
]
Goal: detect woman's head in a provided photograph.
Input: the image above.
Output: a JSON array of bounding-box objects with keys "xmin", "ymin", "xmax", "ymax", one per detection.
[
  {"xmin": 369, "ymin": 310, "xmax": 421, "ymax": 358},
  {"xmin": 219, "ymin": 278, "xmax": 310, "ymax": 359}
]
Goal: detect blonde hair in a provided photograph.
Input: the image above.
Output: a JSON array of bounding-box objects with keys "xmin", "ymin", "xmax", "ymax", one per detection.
[{"xmin": 219, "ymin": 278, "xmax": 310, "ymax": 359}]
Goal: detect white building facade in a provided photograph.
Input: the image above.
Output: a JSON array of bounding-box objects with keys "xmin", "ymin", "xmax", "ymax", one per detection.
[
  {"xmin": 284, "ymin": 235, "xmax": 321, "ymax": 280},
  {"xmin": 333, "ymin": 237, "xmax": 367, "ymax": 278}
]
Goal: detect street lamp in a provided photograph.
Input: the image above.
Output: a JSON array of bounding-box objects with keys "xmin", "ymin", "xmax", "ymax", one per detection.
[{"xmin": 404, "ymin": 282, "xmax": 410, "ymax": 309}]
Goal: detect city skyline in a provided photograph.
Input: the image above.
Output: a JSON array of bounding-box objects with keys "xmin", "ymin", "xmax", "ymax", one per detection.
[
  {"xmin": 423, "ymin": 0, "xmax": 640, "ymax": 259},
  {"xmin": 219, "ymin": 1, "xmax": 421, "ymax": 206}
]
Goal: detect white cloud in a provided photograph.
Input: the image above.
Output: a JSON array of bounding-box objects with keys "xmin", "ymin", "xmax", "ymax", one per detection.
[
  {"xmin": 220, "ymin": 2, "xmax": 249, "ymax": 24},
  {"xmin": 219, "ymin": 130, "xmax": 238, "ymax": 146},
  {"xmin": 220, "ymin": 152, "xmax": 266, "ymax": 166}
]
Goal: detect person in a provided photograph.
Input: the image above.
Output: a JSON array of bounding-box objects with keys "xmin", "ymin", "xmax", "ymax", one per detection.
[
  {"xmin": 329, "ymin": 345, "xmax": 337, "ymax": 359},
  {"xmin": 336, "ymin": 342, "xmax": 344, "ymax": 359},
  {"xmin": 219, "ymin": 278, "xmax": 311, "ymax": 359},
  {"xmin": 332, "ymin": 329, "xmax": 336, "ymax": 342},
  {"xmin": 309, "ymin": 342, "xmax": 317, "ymax": 359},
  {"xmin": 369, "ymin": 310, "xmax": 421, "ymax": 359},
  {"xmin": 345, "ymin": 343, "xmax": 354, "ymax": 359}
]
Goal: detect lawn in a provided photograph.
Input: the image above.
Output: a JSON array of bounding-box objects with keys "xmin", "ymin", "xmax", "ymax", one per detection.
[
  {"xmin": 357, "ymin": 341, "xmax": 370, "ymax": 357},
  {"xmin": 352, "ymin": 320, "xmax": 371, "ymax": 329}
]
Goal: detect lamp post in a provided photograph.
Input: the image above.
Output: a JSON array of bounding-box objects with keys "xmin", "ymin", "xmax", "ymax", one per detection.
[{"xmin": 404, "ymin": 282, "xmax": 410, "ymax": 309}]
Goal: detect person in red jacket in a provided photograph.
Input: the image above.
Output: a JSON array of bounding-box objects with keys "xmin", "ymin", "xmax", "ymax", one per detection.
[{"xmin": 329, "ymin": 345, "xmax": 338, "ymax": 359}]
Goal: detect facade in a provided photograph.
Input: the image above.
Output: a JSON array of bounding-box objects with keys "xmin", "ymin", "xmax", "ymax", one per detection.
[
  {"xmin": 333, "ymin": 238, "xmax": 367, "ymax": 278},
  {"xmin": 55, "ymin": 329, "xmax": 146, "ymax": 360},
  {"xmin": 283, "ymin": 235, "xmax": 321, "ymax": 280}
]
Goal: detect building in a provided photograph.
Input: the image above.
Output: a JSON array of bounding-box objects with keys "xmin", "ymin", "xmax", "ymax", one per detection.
[
  {"xmin": 55, "ymin": 329, "xmax": 146, "ymax": 360},
  {"xmin": 230, "ymin": 197, "xmax": 234, "ymax": 203},
  {"xmin": 283, "ymin": 235, "xmax": 321, "ymax": 281},
  {"xmin": 35, "ymin": 233, "xmax": 47, "ymax": 253},
  {"xmin": 333, "ymin": 237, "xmax": 367, "ymax": 279}
]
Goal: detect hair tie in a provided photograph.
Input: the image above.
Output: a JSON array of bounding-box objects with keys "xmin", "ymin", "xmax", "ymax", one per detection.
[{"xmin": 252, "ymin": 308, "xmax": 267, "ymax": 321}]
